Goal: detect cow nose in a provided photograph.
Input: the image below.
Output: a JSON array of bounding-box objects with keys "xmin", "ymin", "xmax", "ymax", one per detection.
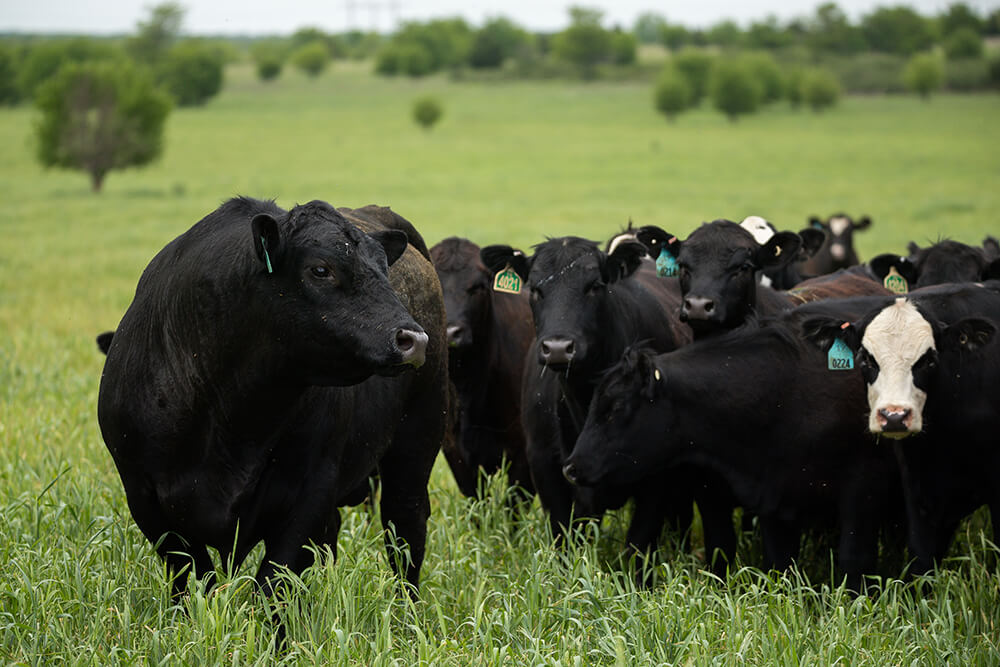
[
  {"xmin": 446, "ymin": 324, "xmax": 466, "ymax": 347},
  {"xmin": 395, "ymin": 328, "xmax": 428, "ymax": 368},
  {"xmin": 831, "ymin": 243, "xmax": 846, "ymax": 261},
  {"xmin": 540, "ymin": 338, "xmax": 575, "ymax": 366},
  {"xmin": 562, "ymin": 462, "xmax": 578, "ymax": 485},
  {"xmin": 683, "ymin": 296, "xmax": 715, "ymax": 321},
  {"xmin": 878, "ymin": 407, "xmax": 912, "ymax": 433}
]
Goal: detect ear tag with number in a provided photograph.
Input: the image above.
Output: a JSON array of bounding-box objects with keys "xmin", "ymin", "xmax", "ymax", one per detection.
[
  {"xmin": 883, "ymin": 266, "xmax": 908, "ymax": 294},
  {"xmin": 493, "ymin": 264, "xmax": 522, "ymax": 294},
  {"xmin": 828, "ymin": 337, "xmax": 854, "ymax": 370},
  {"xmin": 655, "ymin": 247, "xmax": 678, "ymax": 277}
]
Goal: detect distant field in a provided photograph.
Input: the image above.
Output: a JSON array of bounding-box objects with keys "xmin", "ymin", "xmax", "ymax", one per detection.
[{"xmin": 1, "ymin": 64, "xmax": 999, "ymax": 663}]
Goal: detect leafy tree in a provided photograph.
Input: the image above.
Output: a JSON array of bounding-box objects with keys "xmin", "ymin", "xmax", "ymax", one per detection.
[
  {"xmin": 800, "ymin": 68, "xmax": 841, "ymax": 111},
  {"xmin": 251, "ymin": 40, "xmax": 286, "ymax": 81},
  {"xmin": 127, "ymin": 2, "xmax": 183, "ymax": 65},
  {"xmin": 158, "ymin": 41, "xmax": 224, "ymax": 106},
  {"xmin": 673, "ymin": 48, "xmax": 716, "ymax": 106},
  {"xmin": 468, "ymin": 17, "xmax": 529, "ymax": 69},
  {"xmin": 290, "ymin": 27, "xmax": 346, "ymax": 59},
  {"xmin": 746, "ymin": 16, "xmax": 793, "ymax": 50},
  {"xmin": 862, "ymin": 6, "xmax": 936, "ymax": 55},
  {"xmin": 807, "ymin": 3, "xmax": 867, "ymax": 54},
  {"xmin": 17, "ymin": 38, "xmax": 121, "ymax": 100},
  {"xmin": 290, "ymin": 41, "xmax": 330, "ymax": 77},
  {"xmin": 660, "ymin": 23, "xmax": 691, "ymax": 50},
  {"xmin": 710, "ymin": 59, "xmax": 762, "ymax": 122},
  {"xmin": 634, "ymin": 12, "xmax": 667, "ymax": 44},
  {"xmin": 944, "ymin": 28, "xmax": 983, "ymax": 59},
  {"xmin": 744, "ymin": 52, "xmax": 785, "ymax": 104},
  {"xmin": 375, "ymin": 42, "xmax": 433, "ymax": 77},
  {"xmin": 903, "ymin": 52, "xmax": 944, "ymax": 99},
  {"xmin": 990, "ymin": 55, "xmax": 1000, "ymax": 89},
  {"xmin": 391, "ymin": 19, "xmax": 472, "ymax": 73},
  {"xmin": 412, "ymin": 96, "xmax": 443, "ymax": 130},
  {"xmin": 609, "ymin": 29, "xmax": 637, "ymax": 65},
  {"xmin": 0, "ymin": 44, "xmax": 22, "ymax": 105},
  {"xmin": 34, "ymin": 60, "xmax": 171, "ymax": 192},
  {"xmin": 704, "ymin": 20, "xmax": 743, "ymax": 48},
  {"xmin": 939, "ymin": 3, "xmax": 983, "ymax": 35},
  {"xmin": 653, "ymin": 66, "xmax": 691, "ymax": 122},
  {"xmin": 552, "ymin": 7, "xmax": 612, "ymax": 77}
]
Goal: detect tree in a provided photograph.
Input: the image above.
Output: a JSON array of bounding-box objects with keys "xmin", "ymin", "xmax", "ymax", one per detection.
[
  {"xmin": 807, "ymin": 3, "xmax": 867, "ymax": 54},
  {"xmin": 939, "ymin": 3, "xmax": 983, "ymax": 36},
  {"xmin": 412, "ymin": 96, "xmax": 443, "ymax": 130},
  {"xmin": 903, "ymin": 52, "xmax": 944, "ymax": 99},
  {"xmin": 746, "ymin": 16, "xmax": 793, "ymax": 50},
  {"xmin": 710, "ymin": 59, "xmax": 762, "ymax": 122},
  {"xmin": 744, "ymin": 52, "xmax": 785, "ymax": 104},
  {"xmin": 552, "ymin": 7, "xmax": 612, "ymax": 77},
  {"xmin": 468, "ymin": 17, "xmax": 529, "ymax": 69},
  {"xmin": 660, "ymin": 23, "xmax": 691, "ymax": 50},
  {"xmin": 800, "ymin": 68, "xmax": 841, "ymax": 111},
  {"xmin": 634, "ymin": 12, "xmax": 667, "ymax": 44},
  {"xmin": 0, "ymin": 44, "xmax": 22, "ymax": 105},
  {"xmin": 251, "ymin": 40, "xmax": 286, "ymax": 81},
  {"xmin": 375, "ymin": 42, "xmax": 433, "ymax": 77},
  {"xmin": 861, "ymin": 6, "xmax": 936, "ymax": 55},
  {"xmin": 290, "ymin": 41, "xmax": 330, "ymax": 77},
  {"xmin": 34, "ymin": 61, "xmax": 171, "ymax": 192},
  {"xmin": 944, "ymin": 28, "xmax": 983, "ymax": 59},
  {"xmin": 704, "ymin": 20, "xmax": 744, "ymax": 48},
  {"xmin": 653, "ymin": 66, "xmax": 691, "ymax": 122},
  {"xmin": 609, "ymin": 29, "xmax": 637, "ymax": 65},
  {"xmin": 17, "ymin": 38, "xmax": 121, "ymax": 100},
  {"xmin": 673, "ymin": 48, "xmax": 716, "ymax": 106},
  {"xmin": 127, "ymin": 2, "xmax": 183, "ymax": 65},
  {"xmin": 158, "ymin": 41, "xmax": 224, "ymax": 106}
]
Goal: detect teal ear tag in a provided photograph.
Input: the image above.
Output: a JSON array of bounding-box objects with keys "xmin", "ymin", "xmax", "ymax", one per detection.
[
  {"xmin": 655, "ymin": 247, "xmax": 678, "ymax": 277},
  {"xmin": 883, "ymin": 266, "xmax": 908, "ymax": 294},
  {"xmin": 260, "ymin": 236, "xmax": 273, "ymax": 274},
  {"xmin": 493, "ymin": 264, "xmax": 522, "ymax": 294},
  {"xmin": 828, "ymin": 338, "xmax": 854, "ymax": 370}
]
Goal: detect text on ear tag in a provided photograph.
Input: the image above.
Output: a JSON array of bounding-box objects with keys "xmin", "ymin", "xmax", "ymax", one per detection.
[
  {"xmin": 828, "ymin": 338, "xmax": 854, "ymax": 370},
  {"xmin": 493, "ymin": 264, "xmax": 522, "ymax": 294},
  {"xmin": 656, "ymin": 247, "xmax": 678, "ymax": 277},
  {"xmin": 883, "ymin": 266, "xmax": 908, "ymax": 294}
]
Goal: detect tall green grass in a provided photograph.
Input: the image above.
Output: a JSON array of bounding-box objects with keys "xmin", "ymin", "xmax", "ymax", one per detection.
[{"xmin": 1, "ymin": 63, "xmax": 998, "ymax": 663}]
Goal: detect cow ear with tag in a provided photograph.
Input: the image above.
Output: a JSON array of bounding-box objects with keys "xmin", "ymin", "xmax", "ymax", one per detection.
[
  {"xmin": 869, "ymin": 254, "xmax": 917, "ymax": 292},
  {"xmin": 755, "ymin": 231, "xmax": 801, "ymax": 270},
  {"xmin": 251, "ymin": 213, "xmax": 283, "ymax": 274},
  {"xmin": 480, "ymin": 245, "xmax": 531, "ymax": 284},
  {"xmin": 635, "ymin": 226, "xmax": 681, "ymax": 260},
  {"xmin": 808, "ymin": 216, "xmax": 825, "ymax": 230},
  {"xmin": 800, "ymin": 315, "xmax": 860, "ymax": 356},
  {"xmin": 369, "ymin": 229, "xmax": 409, "ymax": 267},
  {"xmin": 942, "ymin": 317, "xmax": 996, "ymax": 352},
  {"xmin": 603, "ymin": 239, "xmax": 646, "ymax": 283}
]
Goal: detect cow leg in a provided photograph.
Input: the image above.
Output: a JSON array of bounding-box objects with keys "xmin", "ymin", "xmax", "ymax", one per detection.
[
  {"xmin": 526, "ymin": 439, "xmax": 577, "ymax": 542},
  {"xmin": 698, "ymin": 496, "xmax": 738, "ymax": 577},
  {"xmin": 378, "ymin": 454, "xmax": 433, "ymax": 593},
  {"xmin": 625, "ymin": 492, "xmax": 670, "ymax": 588},
  {"xmin": 759, "ymin": 517, "xmax": 800, "ymax": 572},
  {"xmin": 505, "ymin": 452, "xmax": 536, "ymax": 515}
]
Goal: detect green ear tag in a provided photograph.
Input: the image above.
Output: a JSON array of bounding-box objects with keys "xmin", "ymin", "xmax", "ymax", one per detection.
[
  {"xmin": 260, "ymin": 236, "xmax": 273, "ymax": 274},
  {"xmin": 828, "ymin": 338, "xmax": 854, "ymax": 370},
  {"xmin": 493, "ymin": 264, "xmax": 522, "ymax": 294},
  {"xmin": 883, "ymin": 266, "xmax": 908, "ymax": 294},
  {"xmin": 655, "ymin": 247, "xmax": 678, "ymax": 277}
]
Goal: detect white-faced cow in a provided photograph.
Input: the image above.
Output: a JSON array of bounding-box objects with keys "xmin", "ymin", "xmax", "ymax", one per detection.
[
  {"xmin": 738, "ymin": 215, "xmax": 826, "ymax": 289},
  {"xmin": 800, "ymin": 213, "xmax": 873, "ymax": 276},
  {"xmin": 98, "ymin": 197, "xmax": 448, "ymax": 599},
  {"xmin": 802, "ymin": 283, "xmax": 1000, "ymax": 573},
  {"xmin": 430, "ymin": 237, "xmax": 535, "ymax": 502}
]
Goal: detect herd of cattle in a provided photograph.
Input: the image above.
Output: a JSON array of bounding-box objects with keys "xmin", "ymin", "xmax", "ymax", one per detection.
[{"xmin": 95, "ymin": 197, "xmax": 1000, "ymax": 601}]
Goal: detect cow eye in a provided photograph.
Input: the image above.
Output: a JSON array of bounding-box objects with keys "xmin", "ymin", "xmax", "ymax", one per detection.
[
  {"xmin": 586, "ymin": 281, "xmax": 605, "ymax": 295},
  {"xmin": 739, "ymin": 261, "xmax": 755, "ymax": 272},
  {"xmin": 310, "ymin": 265, "xmax": 337, "ymax": 282}
]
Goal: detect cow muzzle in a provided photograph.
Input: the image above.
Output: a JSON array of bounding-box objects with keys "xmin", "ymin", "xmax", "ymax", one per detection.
[
  {"xmin": 681, "ymin": 296, "xmax": 716, "ymax": 322},
  {"xmin": 874, "ymin": 405, "xmax": 916, "ymax": 438},
  {"xmin": 395, "ymin": 328, "xmax": 428, "ymax": 368},
  {"xmin": 539, "ymin": 337, "xmax": 576, "ymax": 367},
  {"xmin": 445, "ymin": 323, "xmax": 469, "ymax": 348}
]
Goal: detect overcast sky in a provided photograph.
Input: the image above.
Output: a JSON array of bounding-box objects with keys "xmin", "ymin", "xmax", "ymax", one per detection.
[{"xmin": 3, "ymin": 0, "xmax": 999, "ymax": 35}]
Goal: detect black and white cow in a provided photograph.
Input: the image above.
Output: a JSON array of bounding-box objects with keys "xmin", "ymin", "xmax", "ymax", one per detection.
[
  {"xmin": 868, "ymin": 238, "xmax": 1000, "ymax": 290},
  {"xmin": 800, "ymin": 213, "xmax": 873, "ymax": 276},
  {"xmin": 739, "ymin": 215, "xmax": 826, "ymax": 289},
  {"xmin": 98, "ymin": 197, "xmax": 449, "ymax": 599},
  {"xmin": 802, "ymin": 283, "xmax": 1000, "ymax": 573}
]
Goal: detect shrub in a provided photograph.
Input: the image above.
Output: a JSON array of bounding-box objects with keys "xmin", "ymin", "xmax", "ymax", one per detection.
[
  {"xmin": 672, "ymin": 48, "xmax": 715, "ymax": 106},
  {"xmin": 821, "ymin": 52, "xmax": 906, "ymax": 94},
  {"xmin": 944, "ymin": 28, "xmax": 983, "ymax": 59},
  {"xmin": 412, "ymin": 96, "xmax": 443, "ymax": 130},
  {"xmin": 0, "ymin": 44, "xmax": 21, "ymax": 105},
  {"xmin": 903, "ymin": 52, "xmax": 944, "ymax": 99},
  {"xmin": 158, "ymin": 41, "xmax": 224, "ymax": 106},
  {"xmin": 251, "ymin": 41, "xmax": 285, "ymax": 81},
  {"xmin": 375, "ymin": 42, "xmax": 434, "ymax": 77},
  {"xmin": 800, "ymin": 68, "xmax": 841, "ymax": 112},
  {"xmin": 944, "ymin": 58, "xmax": 990, "ymax": 91},
  {"xmin": 609, "ymin": 30, "xmax": 637, "ymax": 65},
  {"xmin": 710, "ymin": 59, "xmax": 762, "ymax": 122},
  {"xmin": 653, "ymin": 66, "xmax": 691, "ymax": 122},
  {"xmin": 290, "ymin": 41, "xmax": 330, "ymax": 77},
  {"xmin": 468, "ymin": 17, "xmax": 529, "ymax": 69},
  {"xmin": 34, "ymin": 60, "xmax": 171, "ymax": 192},
  {"xmin": 744, "ymin": 52, "xmax": 785, "ymax": 104}
]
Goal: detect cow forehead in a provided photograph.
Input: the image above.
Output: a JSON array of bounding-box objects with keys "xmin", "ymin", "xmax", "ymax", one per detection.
[
  {"xmin": 861, "ymin": 298, "xmax": 935, "ymax": 367},
  {"xmin": 739, "ymin": 216, "xmax": 775, "ymax": 244},
  {"xmin": 828, "ymin": 216, "xmax": 851, "ymax": 236},
  {"xmin": 530, "ymin": 250, "xmax": 600, "ymax": 286}
]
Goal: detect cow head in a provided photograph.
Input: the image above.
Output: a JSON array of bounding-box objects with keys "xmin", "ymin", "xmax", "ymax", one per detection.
[
  {"xmin": 251, "ymin": 200, "xmax": 427, "ymax": 385},
  {"xmin": 562, "ymin": 346, "xmax": 668, "ymax": 487},
  {"xmin": 636, "ymin": 220, "xmax": 801, "ymax": 336},
  {"xmin": 480, "ymin": 236, "xmax": 645, "ymax": 373},
  {"xmin": 430, "ymin": 237, "xmax": 493, "ymax": 352},
  {"xmin": 803, "ymin": 298, "xmax": 996, "ymax": 437},
  {"xmin": 809, "ymin": 214, "xmax": 871, "ymax": 266},
  {"xmin": 870, "ymin": 239, "xmax": 1000, "ymax": 289}
]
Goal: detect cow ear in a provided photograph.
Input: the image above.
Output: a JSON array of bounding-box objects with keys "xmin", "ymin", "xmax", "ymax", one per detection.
[
  {"xmin": 942, "ymin": 317, "xmax": 996, "ymax": 352},
  {"xmin": 369, "ymin": 229, "xmax": 408, "ymax": 267},
  {"xmin": 797, "ymin": 228, "xmax": 827, "ymax": 258},
  {"xmin": 800, "ymin": 315, "xmax": 860, "ymax": 353},
  {"xmin": 635, "ymin": 225, "xmax": 681, "ymax": 260},
  {"xmin": 982, "ymin": 236, "xmax": 1000, "ymax": 261},
  {"xmin": 755, "ymin": 231, "xmax": 801, "ymax": 269},
  {"xmin": 906, "ymin": 241, "xmax": 922, "ymax": 258},
  {"xmin": 480, "ymin": 245, "xmax": 531, "ymax": 281},
  {"xmin": 808, "ymin": 216, "xmax": 825, "ymax": 230},
  {"xmin": 604, "ymin": 239, "xmax": 646, "ymax": 283},
  {"xmin": 96, "ymin": 331, "xmax": 114, "ymax": 355},
  {"xmin": 853, "ymin": 216, "xmax": 872, "ymax": 231},
  {"xmin": 983, "ymin": 257, "xmax": 1000, "ymax": 281},
  {"xmin": 869, "ymin": 254, "xmax": 918, "ymax": 285},
  {"xmin": 251, "ymin": 213, "xmax": 282, "ymax": 273}
]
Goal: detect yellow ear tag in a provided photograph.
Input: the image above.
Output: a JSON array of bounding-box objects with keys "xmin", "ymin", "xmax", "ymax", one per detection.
[
  {"xmin": 883, "ymin": 266, "xmax": 908, "ymax": 294},
  {"xmin": 493, "ymin": 264, "xmax": 522, "ymax": 294},
  {"xmin": 654, "ymin": 369, "xmax": 661, "ymax": 381},
  {"xmin": 774, "ymin": 245, "xmax": 782, "ymax": 257}
]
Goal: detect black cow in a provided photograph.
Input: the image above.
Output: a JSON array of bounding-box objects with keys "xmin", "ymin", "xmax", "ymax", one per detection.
[
  {"xmin": 430, "ymin": 237, "xmax": 535, "ymax": 501},
  {"xmin": 97, "ymin": 197, "xmax": 448, "ymax": 599},
  {"xmin": 799, "ymin": 213, "xmax": 873, "ymax": 276},
  {"xmin": 564, "ymin": 312, "xmax": 903, "ymax": 592},
  {"xmin": 738, "ymin": 216, "xmax": 826, "ymax": 289},
  {"xmin": 479, "ymin": 237, "xmax": 708, "ymax": 565},
  {"xmin": 802, "ymin": 283, "xmax": 1000, "ymax": 573},
  {"xmin": 868, "ymin": 238, "xmax": 1000, "ymax": 290}
]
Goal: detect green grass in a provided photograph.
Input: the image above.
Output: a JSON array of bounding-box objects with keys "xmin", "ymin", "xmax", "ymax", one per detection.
[{"xmin": 2, "ymin": 63, "xmax": 999, "ymax": 663}]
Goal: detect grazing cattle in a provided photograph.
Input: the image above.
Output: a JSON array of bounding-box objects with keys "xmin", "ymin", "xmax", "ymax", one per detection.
[
  {"xmin": 801, "ymin": 283, "xmax": 1000, "ymax": 573},
  {"xmin": 868, "ymin": 238, "xmax": 1000, "ymax": 290},
  {"xmin": 429, "ymin": 237, "xmax": 535, "ymax": 501},
  {"xmin": 739, "ymin": 215, "xmax": 826, "ymax": 289},
  {"xmin": 564, "ymin": 312, "xmax": 904, "ymax": 592},
  {"xmin": 479, "ymin": 237, "xmax": 712, "ymax": 566},
  {"xmin": 97, "ymin": 197, "xmax": 448, "ymax": 599},
  {"xmin": 800, "ymin": 213, "xmax": 872, "ymax": 276}
]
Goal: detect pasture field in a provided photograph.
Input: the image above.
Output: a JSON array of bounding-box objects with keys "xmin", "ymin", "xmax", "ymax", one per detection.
[{"xmin": 1, "ymin": 63, "xmax": 999, "ymax": 663}]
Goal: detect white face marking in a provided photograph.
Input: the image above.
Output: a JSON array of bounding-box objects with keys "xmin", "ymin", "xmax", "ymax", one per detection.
[
  {"xmin": 739, "ymin": 216, "xmax": 775, "ymax": 245},
  {"xmin": 759, "ymin": 274, "xmax": 773, "ymax": 287},
  {"xmin": 829, "ymin": 216, "xmax": 850, "ymax": 237},
  {"xmin": 861, "ymin": 298, "xmax": 935, "ymax": 435},
  {"xmin": 607, "ymin": 232, "xmax": 635, "ymax": 255},
  {"xmin": 830, "ymin": 243, "xmax": 846, "ymax": 261}
]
